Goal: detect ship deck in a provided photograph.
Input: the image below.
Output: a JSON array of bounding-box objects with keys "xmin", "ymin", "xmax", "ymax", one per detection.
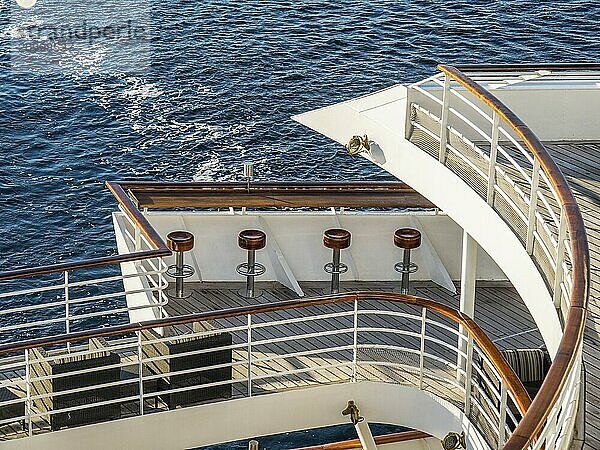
[
  {"xmin": 164, "ymin": 280, "xmax": 544, "ymax": 353},
  {"xmin": 0, "ymin": 280, "xmax": 541, "ymax": 442},
  {"xmin": 542, "ymin": 142, "xmax": 600, "ymax": 450}
]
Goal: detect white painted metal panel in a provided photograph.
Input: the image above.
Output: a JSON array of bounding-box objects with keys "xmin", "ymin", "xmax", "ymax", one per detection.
[{"xmin": 1, "ymin": 382, "xmax": 488, "ymax": 450}]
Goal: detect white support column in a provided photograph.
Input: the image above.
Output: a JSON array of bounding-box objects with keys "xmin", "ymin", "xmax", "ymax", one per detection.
[
  {"xmin": 460, "ymin": 231, "xmax": 478, "ymax": 318},
  {"xmin": 355, "ymin": 420, "xmax": 378, "ymax": 450},
  {"xmin": 458, "ymin": 230, "xmax": 477, "ymax": 378}
]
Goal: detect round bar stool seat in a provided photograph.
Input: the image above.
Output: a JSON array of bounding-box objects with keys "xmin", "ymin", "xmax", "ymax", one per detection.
[
  {"xmin": 394, "ymin": 228, "xmax": 421, "ymax": 295},
  {"xmin": 165, "ymin": 231, "xmax": 195, "ymax": 300},
  {"xmin": 323, "ymin": 229, "xmax": 351, "ymax": 250},
  {"xmin": 167, "ymin": 231, "xmax": 194, "ymax": 253},
  {"xmin": 394, "ymin": 228, "xmax": 421, "ymax": 250},
  {"xmin": 238, "ymin": 230, "xmax": 266, "ymax": 251},
  {"xmin": 237, "ymin": 230, "xmax": 267, "ymax": 299},
  {"xmin": 323, "ymin": 228, "xmax": 351, "ymax": 294}
]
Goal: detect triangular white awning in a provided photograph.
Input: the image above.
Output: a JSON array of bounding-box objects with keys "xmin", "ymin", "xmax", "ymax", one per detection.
[{"xmin": 292, "ymin": 84, "xmax": 408, "ymax": 147}]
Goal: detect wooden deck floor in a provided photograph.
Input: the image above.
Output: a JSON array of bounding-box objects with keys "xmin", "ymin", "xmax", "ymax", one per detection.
[
  {"xmin": 542, "ymin": 142, "xmax": 600, "ymax": 450},
  {"xmin": 165, "ymin": 280, "xmax": 544, "ymax": 353}
]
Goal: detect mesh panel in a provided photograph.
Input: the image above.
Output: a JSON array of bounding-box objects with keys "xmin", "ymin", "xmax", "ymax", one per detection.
[{"xmin": 409, "ymin": 101, "xmax": 561, "ymax": 296}]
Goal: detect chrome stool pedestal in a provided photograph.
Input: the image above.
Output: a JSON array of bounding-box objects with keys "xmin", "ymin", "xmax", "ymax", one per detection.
[
  {"xmin": 236, "ymin": 230, "xmax": 266, "ymax": 299},
  {"xmin": 394, "ymin": 228, "xmax": 422, "ymax": 294},
  {"xmin": 166, "ymin": 231, "xmax": 195, "ymax": 299},
  {"xmin": 323, "ymin": 228, "xmax": 351, "ymax": 294}
]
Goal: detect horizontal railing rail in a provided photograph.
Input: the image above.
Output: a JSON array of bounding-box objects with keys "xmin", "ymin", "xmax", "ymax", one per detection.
[
  {"xmin": 0, "ymin": 292, "xmax": 529, "ymax": 447},
  {"xmin": 408, "ymin": 65, "xmax": 591, "ymax": 450},
  {"xmin": 0, "ymin": 207, "xmax": 169, "ymax": 342},
  {"xmin": 454, "ymin": 63, "xmax": 600, "ymax": 72}
]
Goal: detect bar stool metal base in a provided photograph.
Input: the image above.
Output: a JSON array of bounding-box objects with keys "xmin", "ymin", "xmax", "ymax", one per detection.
[
  {"xmin": 236, "ymin": 288, "xmax": 265, "ymax": 300},
  {"xmin": 165, "ymin": 264, "xmax": 195, "ymax": 299},
  {"xmin": 236, "ymin": 262, "xmax": 266, "ymax": 299}
]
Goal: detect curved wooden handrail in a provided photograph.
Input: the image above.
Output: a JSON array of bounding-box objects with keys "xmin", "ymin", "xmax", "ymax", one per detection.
[
  {"xmin": 437, "ymin": 64, "xmax": 591, "ymax": 449},
  {"xmin": 294, "ymin": 430, "xmax": 431, "ymax": 450},
  {"xmin": 0, "ymin": 290, "xmax": 532, "ymax": 416}
]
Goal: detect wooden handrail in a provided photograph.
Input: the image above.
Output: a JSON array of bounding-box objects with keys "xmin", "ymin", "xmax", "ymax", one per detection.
[
  {"xmin": 115, "ymin": 181, "xmax": 435, "ymax": 209},
  {"xmin": 0, "ymin": 290, "xmax": 532, "ymax": 416},
  {"xmin": 294, "ymin": 430, "xmax": 431, "ymax": 449},
  {"xmin": 436, "ymin": 64, "xmax": 591, "ymax": 449}
]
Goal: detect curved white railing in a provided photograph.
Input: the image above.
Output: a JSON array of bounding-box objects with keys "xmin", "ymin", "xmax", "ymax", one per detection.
[
  {"xmin": 0, "ymin": 292, "xmax": 529, "ymax": 449},
  {"xmin": 407, "ymin": 65, "xmax": 590, "ymax": 450}
]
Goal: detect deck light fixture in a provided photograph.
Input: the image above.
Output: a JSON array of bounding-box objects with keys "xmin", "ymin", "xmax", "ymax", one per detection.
[
  {"xmin": 441, "ymin": 431, "xmax": 466, "ymax": 449},
  {"xmin": 345, "ymin": 134, "xmax": 370, "ymax": 155}
]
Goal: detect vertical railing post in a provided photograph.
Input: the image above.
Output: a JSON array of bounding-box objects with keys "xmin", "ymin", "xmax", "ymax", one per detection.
[
  {"xmin": 419, "ymin": 307, "xmax": 426, "ymax": 389},
  {"xmin": 439, "ymin": 74, "xmax": 451, "ymax": 164},
  {"xmin": 487, "ymin": 112, "xmax": 500, "ymax": 205},
  {"xmin": 553, "ymin": 212, "xmax": 568, "ymax": 310},
  {"xmin": 137, "ymin": 331, "xmax": 144, "ymax": 416},
  {"xmin": 134, "ymin": 224, "xmax": 141, "ymax": 253},
  {"xmin": 498, "ymin": 381, "xmax": 508, "ymax": 450},
  {"xmin": 25, "ymin": 350, "xmax": 32, "ymax": 437},
  {"xmin": 352, "ymin": 298, "xmax": 358, "ymax": 382},
  {"xmin": 546, "ymin": 409, "xmax": 558, "ymax": 449},
  {"xmin": 158, "ymin": 256, "xmax": 165, "ymax": 319},
  {"xmin": 526, "ymin": 159, "xmax": 541, "ymax": 255},
  {"xmin": 464, "ymin": 336, "xmax": 474, "ymax": 416},
  {"xmin": 64, "ymin": 271, "xmax": 70, "ymax": 352},
  {"xmin": 247, "ymin": 314, "xmax": 252, "ymax": 397}
]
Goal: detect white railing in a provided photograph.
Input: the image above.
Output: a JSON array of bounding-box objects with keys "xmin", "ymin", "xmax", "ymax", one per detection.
[
  {"xmin": 0, "ymin": 295, "xmax": 526, "ymax": 448},
  {"xmin": 407, "ymin": 67, "xmax": 589, "ymax": 450},
  {"xmin": 0, "ymin": 210, "xmax": 168, "ymax": 343}
]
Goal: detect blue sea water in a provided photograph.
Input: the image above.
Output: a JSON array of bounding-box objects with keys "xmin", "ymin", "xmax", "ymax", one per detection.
[
  {"xmin": 196, "ymin": 423, "xmax": 409, "ymax": 450},
  {"xmin": 0, "ymin": 0, "xmax": 599, "ymax": 272}
]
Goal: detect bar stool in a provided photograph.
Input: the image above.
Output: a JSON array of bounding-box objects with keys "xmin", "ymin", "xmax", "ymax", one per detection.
[
  {"xmin": 166, "ymin": 231, "xmax": 195, "ymax": 299},
  {"xmin": 323, "ymin": 228, "xmax": 351, "ymax": 294},
  {"xmin": 236, "ymin": 230, "xmax": 266, "ymax": 298},
  {"xmin": 394, "ymin": 228, "xmax": 421, "ymax": 294}
]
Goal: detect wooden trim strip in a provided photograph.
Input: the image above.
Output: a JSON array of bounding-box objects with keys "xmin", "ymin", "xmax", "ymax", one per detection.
[
  {"xmin": 0, "ymin": 291, "xmax": 532, "ymax": 416},
  {"xmin": 117, "ymin": 181, "xmax": 436, "ymax": 209},
  {"xmin": 105, "ymin": 181, "xmax": 168, "ymax": 251},
  {"xmin": 0, "ymin": 250, "xmax": 170, "ymax": 282},
  {"xmin": 436, "ymin": 64, "xmax": 591, "ymax": 449},
  {"xmin": 294, "ymin": 430, "xmax": 431, "ymax": 450}
]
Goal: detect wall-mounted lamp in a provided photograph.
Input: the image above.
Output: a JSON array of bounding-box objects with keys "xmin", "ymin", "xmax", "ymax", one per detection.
[
  {"xmin": 345, "ymin": 134, "xmax": 370, "ymax": 155},
  {"xmin": 441, "ymin": 431, "xmax": 466, "ymax": 449}
]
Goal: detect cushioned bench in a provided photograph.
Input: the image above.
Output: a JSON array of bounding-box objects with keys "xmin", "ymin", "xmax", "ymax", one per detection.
[
  {"xmin": 28, "ymin": 338, "xmax": 121, "ymax": 430},
  {"xmin": 141, "ymin": 322, "xmax": 232, "ymax": 409}
]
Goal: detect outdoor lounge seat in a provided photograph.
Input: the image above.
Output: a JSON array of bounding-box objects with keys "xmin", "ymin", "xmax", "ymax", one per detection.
[
  {"xmin": 500, "ymin": 348, "xmax": 551, "ymax": 398},
  {"xmin": 28, "ymin": 338, "xmax": 121, "ymax": 431},
  {"xmin": 0, "ymin": 387, "xmax": 25, "ymax": 430},
  {"xmin": 477, "ymin": 346, "xmax": 551, "ymax": 430},
  {"xmin": 141, "ymin": 321, "xmax": 232, "ymax": 409}
]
